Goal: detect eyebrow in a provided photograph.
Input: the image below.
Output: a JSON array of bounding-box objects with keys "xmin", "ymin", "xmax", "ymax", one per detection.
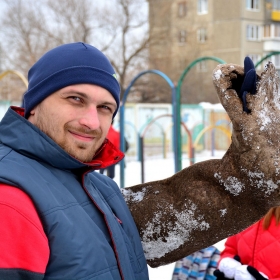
[
  {"xmin": 60, "ymin": 91, "xmax": 89, "ymax": 100},
  {"xmin": 60, "ymin": 90, "xmax": 117, "ymax": 109}
]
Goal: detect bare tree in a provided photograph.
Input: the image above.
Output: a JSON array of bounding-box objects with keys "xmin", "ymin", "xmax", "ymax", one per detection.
[
  {"xmin": 98, "ymin": 0, "xmax": 151, "ymax": 98},
  {"xmin": 44, "ymin": 0, "xmax": 96, "ymax": 44},
  {"xmin": 0, "ymin": 0, "xmax": 51, "ymax": 73},
  {"xmin": 0, "ymin": 0, "xmax": 100, "ymax": 73},
  {"xmin": 0, "ymin": 0, "xmax": 154, "ymax": 102}
]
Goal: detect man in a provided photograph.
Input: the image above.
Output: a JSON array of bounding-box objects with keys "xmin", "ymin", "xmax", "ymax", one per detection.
[
  {"xmin": 0, "ymin": 42, "xmax": 148, "ymax": 280},
  {"xmin": 1, "ymin": 42, "xmax": 280, "ymax": 280}
]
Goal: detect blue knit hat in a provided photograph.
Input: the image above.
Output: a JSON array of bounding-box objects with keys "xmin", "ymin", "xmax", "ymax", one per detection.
[{"xmin": 23, "ymin": 42, "xmax": 120, "ymax": 118}]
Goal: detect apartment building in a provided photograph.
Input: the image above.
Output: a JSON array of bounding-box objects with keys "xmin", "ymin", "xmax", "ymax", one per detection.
[{"xmin": 148, "ymin": 0, "xmax": 280, "ymax": 104}]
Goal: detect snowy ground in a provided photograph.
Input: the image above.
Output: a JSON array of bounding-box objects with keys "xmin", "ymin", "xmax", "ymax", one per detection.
[{"xmin": 109, "ymin": 150, "xmax": 227, "ymax": 280}]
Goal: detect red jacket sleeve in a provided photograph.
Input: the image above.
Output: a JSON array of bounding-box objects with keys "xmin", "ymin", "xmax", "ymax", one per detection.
[
  {"xmin": 219, "ymin": 234, "xmax": 239, "ymax": 260},
  {"xmin": 0, "ymin": 184, "xmax": 49, "ymax": 274}
]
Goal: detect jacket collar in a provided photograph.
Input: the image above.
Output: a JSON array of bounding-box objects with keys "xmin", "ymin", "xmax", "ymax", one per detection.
[{"xmin": 0, "ymin": 107, "xmax": 124, "ymax": 171}]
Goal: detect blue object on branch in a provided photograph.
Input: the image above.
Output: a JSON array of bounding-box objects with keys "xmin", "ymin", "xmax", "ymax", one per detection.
[{"xmin": 238, "ymin": 56, "xmax": 257, "ymax": 113}]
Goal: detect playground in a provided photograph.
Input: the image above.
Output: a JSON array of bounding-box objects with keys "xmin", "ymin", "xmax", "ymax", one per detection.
[
  {"xmin": 1, "ymin": 53, "xmax": 279, "ymax": 189},
  {"xmin": 113, "ymin": 101, "xmax": 231, "ymax": 187},
  {"xmin": 0, "ymin": 51, "xmax": 280, "ymax": 280}
]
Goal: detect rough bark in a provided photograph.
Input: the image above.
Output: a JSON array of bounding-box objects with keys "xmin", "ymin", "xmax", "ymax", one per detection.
[{"xmin": 121, "ymin": 61, "xmax": 280, "ymax": 267}]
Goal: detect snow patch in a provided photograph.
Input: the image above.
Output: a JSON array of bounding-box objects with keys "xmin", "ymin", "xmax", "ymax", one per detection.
[
  {"xmin": 142, "ymin": 201, "xmax": 209, "ymax": 260},
  {"xmin": 121, "ymin": 187, "xmax": 146, "ymax": 202},
  {"xmin": 213, "ymin": 69, "xmax": 223, "ymax": 80},
  {"xmin": 214, "ymin": 173, "xmax": 244, "ymax": 195},
  {"xmin": 247, "ymin": 171, "xmax": 278, "ymax": 195},
  {"xmin": 258, "ymin": 106, "xmax": 271, "ymax": 131},
  {"xmin": 256, "ymin": 68, "xmax": 280, "ymax": 132},
  {"xmin": 219, "ymin": 209, "xmax": 227, "ymax": 217}
]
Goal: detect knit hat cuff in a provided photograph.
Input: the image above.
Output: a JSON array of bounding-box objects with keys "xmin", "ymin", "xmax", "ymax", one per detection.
[{"xmin": 24, "ymin": 66, "xmax": 120, "ymax": 118}]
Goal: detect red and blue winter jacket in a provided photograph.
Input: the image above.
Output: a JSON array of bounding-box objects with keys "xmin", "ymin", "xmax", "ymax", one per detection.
[{"xmin": 0, "ymin": 107, "xmax": 149, "ymax": 280}]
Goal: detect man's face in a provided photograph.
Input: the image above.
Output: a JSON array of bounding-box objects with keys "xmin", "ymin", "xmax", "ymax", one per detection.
[{"xmin": 28, "ymin": 84, "xmax": 117, "ymax": 162}]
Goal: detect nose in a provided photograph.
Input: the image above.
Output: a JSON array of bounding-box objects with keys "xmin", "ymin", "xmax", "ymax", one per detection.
[{"xmin": 79, "ymin": 106, "xmax": 100, "ymax": 130}]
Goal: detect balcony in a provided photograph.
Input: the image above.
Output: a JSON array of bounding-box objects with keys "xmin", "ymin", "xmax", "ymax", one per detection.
[
  {"xmin": 263, "ymin": 38, "xmax": 280, "ymax": 51},
  {"xmin": 271, "ymin": 10, "xmax": 280, "ymax": 21}
]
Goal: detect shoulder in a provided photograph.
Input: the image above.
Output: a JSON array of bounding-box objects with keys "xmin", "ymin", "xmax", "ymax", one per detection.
[
  {"xmin": 88, "ymin": 172, "xmax": 125, "ymax": 203},
  {"xmin": 0, "ymin": 184, "xmax": 49, "ymax": 273},
  {"xmin": 0, "ymin": 184, "xmax": 45, "ymax": 224},
  {"xmin": 89, "ymin": 171, "xmax": 120, "ymax": 191},
  {"xmin": 0, "ymin": 143, "xmax": 13, "ymax": 161}
]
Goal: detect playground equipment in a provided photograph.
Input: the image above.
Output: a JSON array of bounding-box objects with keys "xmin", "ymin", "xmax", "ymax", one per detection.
[
  {"xmin": 193, "ymin": 125, "xmax": 231, "ymax": 162},
  {"xmin": 176, "ymin": 56, "xmax": 227, "ymax": 171},
  {"xmin": 139, "ymin": 114, "xmax": 194, "ymax": 183},
  {"xmin": 1, "ymin": 53, "xmax": 280, "ymax": 188},
  {"xmin": 211, "ymin": 120, "xmax": 232, "ymax": 156},
  {"xmin": 119, "ymin": 70, "xmax": 177, "ymax": 188},
  {"xmin": 254, "ymin": 51, "xmax": 280, "ymax": 68},
  {"xmin": 138, "ymin": 119, "xmax": 166, "ymax": 160},
  {"xmin": 0, "ymin": 70, "xmax": 28, "ymax": 88}
]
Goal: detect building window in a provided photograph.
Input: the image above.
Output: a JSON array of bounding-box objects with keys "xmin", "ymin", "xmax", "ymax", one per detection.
[
  {"xmin": 273, "ymin": 0, "xmax": 280, "ymax": 9},
  {"xmin": 274, "ymin": 24, "xmax": 280, "ymax": 37},
  {"xmin": 197, "ymin": 28, "xmax": 207, "ymax": 42},
  {"xmin": 272, "ymin": 54, "xmax": 280, "ymax": 67},
  {"xmin": 178, "ymin": 2, "xmax": 187, "ymax": 17},
  {"xmin": 246, "ymin": 25, "xmax": 261, "ymax": 40},
  {"xmin": 178, "ymin": 30, "xmax": 187, "ymax": 43},
  {"xmin": 263, "ymin": 24, "xmax": 280, "ymax": 38},
  {"xmin": 246, "ymin": 0, "xmax": 260, "ymax": 10},
  {"xmin": 196, "ymin": 61, "xmax": 207, "ymax": 72},
  {"xmin": 197, "ymin": 0, "xmax": 208, "ymax": 14},
  {"xmin": 263, "ymin": 24, "xmax": 271, "ymax": 37}
]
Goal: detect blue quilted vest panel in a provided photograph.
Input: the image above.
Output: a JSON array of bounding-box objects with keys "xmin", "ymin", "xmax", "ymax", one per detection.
[{"xmin": 0, "ymin": 108, "xmax": 149, "ymax": 280}]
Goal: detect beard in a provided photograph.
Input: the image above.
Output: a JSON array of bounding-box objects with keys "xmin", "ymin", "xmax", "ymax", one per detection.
[{"xmin": 34, "ymin": 105, "xmax": 104, "ymax": 163}]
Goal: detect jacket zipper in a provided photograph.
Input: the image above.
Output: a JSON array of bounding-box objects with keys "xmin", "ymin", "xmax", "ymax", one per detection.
[{"xmin": 81, "ymin": 170, "xmax": 125, "ymax": 280}]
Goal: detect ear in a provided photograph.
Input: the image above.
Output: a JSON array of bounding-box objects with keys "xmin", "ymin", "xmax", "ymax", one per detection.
[{"xmin": 27, "ymin": 108, "xmax": 37, "ymax": 122}]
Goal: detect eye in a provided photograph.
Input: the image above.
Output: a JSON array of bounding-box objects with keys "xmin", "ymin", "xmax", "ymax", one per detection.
[
  {"xmin": 68, "ymin": 96, "xmax": 83, "ymax": 102},
  {"xmin": 98, "ymin": 104, "xmax": 114, "ymax": 113},
  {"xmin": 102, "ymin": 105, "xmax": 112, "ymax": 111}
]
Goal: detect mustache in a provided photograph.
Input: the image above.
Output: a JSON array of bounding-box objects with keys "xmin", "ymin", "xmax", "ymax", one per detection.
[{"xmin": 65, "ymin": 125, "xmax": 101, "ymax": 137}]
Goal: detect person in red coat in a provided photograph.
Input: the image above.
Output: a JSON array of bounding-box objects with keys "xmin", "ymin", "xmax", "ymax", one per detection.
[
  {"xmin": 100, "ymin": 124, "xmax": 121, "ymax": 179},
  {"xmin": 214, "ymin": 206, "xmax": 280, "ymax": 280}
]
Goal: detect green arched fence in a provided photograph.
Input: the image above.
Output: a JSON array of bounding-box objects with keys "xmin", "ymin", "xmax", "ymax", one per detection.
[
  {"xmin": 255, "ymin": 51, "xmax": 280, "ymax": 68},
  {"xmin": 176, "ymin": 56, "xmax": 226, "ymax": 170}
]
